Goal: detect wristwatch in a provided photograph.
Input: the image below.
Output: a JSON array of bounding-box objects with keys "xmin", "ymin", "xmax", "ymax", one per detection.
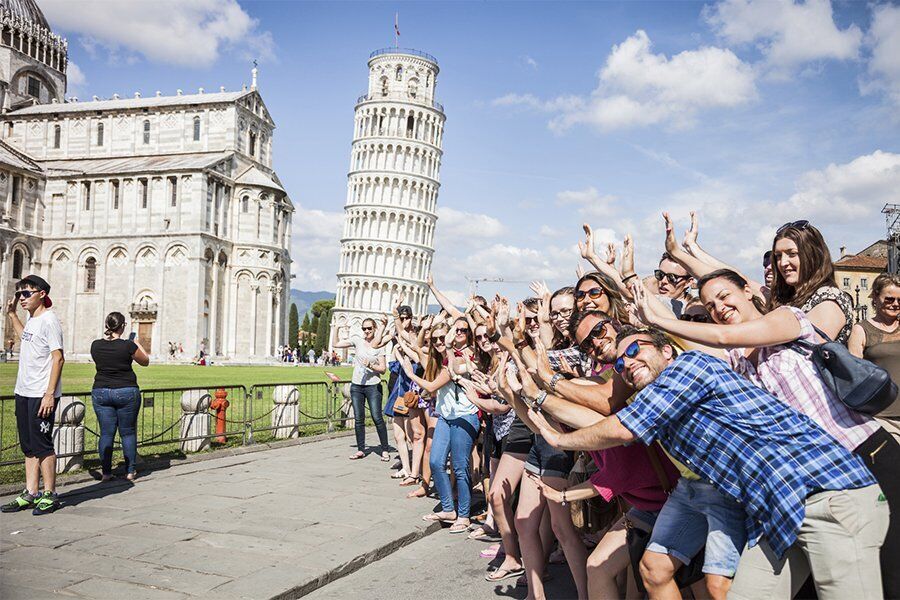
[
  {"xmin": 533, "ymin": 390, "xmax": 547, "ymax": 410},
  {"xmin": 549, "ymin": 372, "xmax": 563, "ymax": 392}
]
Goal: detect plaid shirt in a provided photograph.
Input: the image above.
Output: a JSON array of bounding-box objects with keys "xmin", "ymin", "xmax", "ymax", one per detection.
[{"xmin": 617, "ymin": 351, "xmax": 875, "ymax": 558}]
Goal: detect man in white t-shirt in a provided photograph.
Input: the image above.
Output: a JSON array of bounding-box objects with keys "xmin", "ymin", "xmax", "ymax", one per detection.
[
  {"xmin": 1, "ymin": 275, "xmax": 65, "ymax": 515},
  {"xmin": 333, "ymin": 318, "xmax": 389, "ymax": 460}
]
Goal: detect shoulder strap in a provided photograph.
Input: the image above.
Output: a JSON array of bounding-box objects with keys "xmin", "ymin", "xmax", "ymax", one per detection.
[{"xmin": 644, "ymin": 443, "xmax": 675, "ymax": 493}]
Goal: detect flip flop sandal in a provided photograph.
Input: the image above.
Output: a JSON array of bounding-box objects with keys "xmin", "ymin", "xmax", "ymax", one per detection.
[
  {"xmin": 480, "ymin": 544, "xmax": 501, "ymax": 558},
  {"xmin": 380, "ymin": 453, "xmax": 391, "ymax": 462},
  {"xmin": 391, "ymin": 470, "xmax": 408, "ymax": 479},
  {"xmin": 349, "ymin": 452, "xmax": 365, "ymax": 460},
  {"xmin": 449, "ymin": 522, "xmax": 470, "ymax": 534},
  {"xmin": 422, "ymin": 513, "xmax": 456, "ymax": 523},
  {"xmin": 399, "ymin": 477, "xmax": 419, "ymax": 486},
  {"xmin": 485, "ymin": 567, "xmax": 525, "ymax": 582}
]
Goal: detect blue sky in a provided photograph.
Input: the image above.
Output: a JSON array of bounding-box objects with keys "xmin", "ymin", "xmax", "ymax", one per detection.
[{"xmin": 42, "ymin": 0, "xmax": 900, "ymax": 303}]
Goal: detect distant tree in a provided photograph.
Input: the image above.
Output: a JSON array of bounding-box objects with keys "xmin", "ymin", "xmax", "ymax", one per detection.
[
  {"xmin": 310, "ymin": 299, "xmax": 335, "ymax": 318},
  {"xmin": 300, "ymin": 313, "xmax": 311, "ymax": 332},
  {"xmin": 288, "ymin": 304, "xmax": 300, "ymax": 350},
  {"xmin": 314, "ymin": 307, "xmax": 332, "ymax": 353}
]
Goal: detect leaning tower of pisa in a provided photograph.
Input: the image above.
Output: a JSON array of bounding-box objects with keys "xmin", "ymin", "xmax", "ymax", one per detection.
[{"xmin": 330, "ymin": 47, "xmax": 446, "ymax": 348}]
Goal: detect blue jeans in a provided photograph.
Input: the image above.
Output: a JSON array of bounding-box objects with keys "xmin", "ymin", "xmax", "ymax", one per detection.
[
  {"xmin": 429, "ymin": 414, "xmax": 479, "ymax": 517},
  {"xmin": 91, "ymin": 387, "xmax": 141, "ymax": 475},
  {"xmin": 350, "ymin": 383, "xmax": 389, "ymax": 453}
]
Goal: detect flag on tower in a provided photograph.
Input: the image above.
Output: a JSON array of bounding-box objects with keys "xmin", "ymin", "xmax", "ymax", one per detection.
[{"xmin": 394, "ymin": 13, "xmax": 400, "ymax": 45}]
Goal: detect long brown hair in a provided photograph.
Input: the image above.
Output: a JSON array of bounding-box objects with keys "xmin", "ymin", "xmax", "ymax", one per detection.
[
  {"xmin": 697, "ymin": 269, "xmax": 768, "ymax": 315},
  {"xmin": 549, "ymin": 286, "xmax": 575, "ymax": 350},
  {"xmin": 424, "ymin": 325, "xmax": 448, "ymax": 381},
  {"xmin": 452, "ymin": 316, "xmax": 472, "ymax": 349},
  {"xmin": 769, "ymin": 224, "xmax": 837, "ymax": 310},
  {"xmin": 572, "ymin": 271, "xmax": 629, "ymax": 335}
]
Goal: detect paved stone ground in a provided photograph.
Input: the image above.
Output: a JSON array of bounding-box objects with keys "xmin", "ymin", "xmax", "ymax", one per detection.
[
  {"xmin": 305, "ymin": 523, "xmax": 579, "ymax": 600},
  {"xmin": 0, "ymin": 433, "xmax": 449, "ymax": 600}
]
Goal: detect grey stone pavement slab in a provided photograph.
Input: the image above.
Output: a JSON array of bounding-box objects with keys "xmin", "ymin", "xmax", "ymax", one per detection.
[{"xmin": 0, "ymin": 432, "xmax": 444, "ymax": 599}]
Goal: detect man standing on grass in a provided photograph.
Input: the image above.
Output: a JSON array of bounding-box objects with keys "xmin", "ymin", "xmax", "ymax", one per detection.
[{"xmin": 1, "ymin": 274, "xmax": 64, "ymax": 515}]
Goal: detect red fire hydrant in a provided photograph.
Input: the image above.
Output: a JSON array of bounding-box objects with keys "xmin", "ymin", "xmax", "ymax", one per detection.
[{"xmin": 210, "ymin": 388, "xmax": 229, "ymax": 444}]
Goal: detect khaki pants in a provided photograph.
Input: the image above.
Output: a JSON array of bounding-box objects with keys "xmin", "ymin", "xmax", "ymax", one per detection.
[{"xmin": 728, "ymin": 485, "xmax": 889, "ymax": 600}]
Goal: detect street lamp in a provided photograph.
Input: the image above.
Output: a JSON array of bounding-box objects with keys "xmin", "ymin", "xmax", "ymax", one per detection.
[{"xmin": 854, "ymin": 285, "xmax": 868, "ymax": 323}]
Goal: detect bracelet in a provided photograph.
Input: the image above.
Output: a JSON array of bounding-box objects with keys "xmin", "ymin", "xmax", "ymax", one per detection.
[
  {"xmin": 549, "ymin": 372, "xmax": 563, "ymax": 392},
  {"xmin": 561, "ymin": 489, "xmax": 567, "ymax": 506},
  {"xmin": 621, "ymin": 273, "xmax": 638, "ymax": 283},
  {"xmin": 534, "ymin": 390, "xmax": 547, "ymax": 408},
  {"xmin": 488, "ymin": 331, "xmax": 501, "ymax": 343}
]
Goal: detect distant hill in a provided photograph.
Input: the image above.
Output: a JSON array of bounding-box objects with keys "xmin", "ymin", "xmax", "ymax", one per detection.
[{"xmin": 290, "ymin": 290, "xmax": 335, "ymax": 317}]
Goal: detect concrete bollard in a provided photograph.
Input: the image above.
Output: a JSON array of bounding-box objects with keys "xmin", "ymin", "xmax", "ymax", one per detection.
[
  {"xmin": 53, "ymin": 396, "xmax": 85, "ymax": 474},
  {"xmin": 272, "ymin": 385, "xmax": 299, "ymax": 439},
  {"xmin": 180, "ymin": 390, "xmax": 211, "ymax": 452}
]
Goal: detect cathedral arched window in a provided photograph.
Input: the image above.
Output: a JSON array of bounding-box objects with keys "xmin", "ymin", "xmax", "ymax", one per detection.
[
  {"xmin": 96, "ymin": 123, "xmax": 104, "ymax": 147},
  {"xmin": 12, "ymin": 249, "xmax": 23, "ymax": 279},
  {"xmin": 193, "ymin": 116, "xmax": 201, "ymax": 141},
  {"xmin": 82, "ymin": 181, "xmax": 91, "ymax": 210},
  {"xmin": 142, "ymin": 120, "xmax": 150, "ymax": 144},
  {"xmin": 84, "ymin": 257, "xmax": 97, "ymax": 292},
  {"xmin": 241, "ymin": 195, "xmax": 249, "ymax": 213},
  {"xmin": 249, "ymin": 130, "xmax": 257, "ymax": 156},
  {"xmin": 395, "ymin": 66, "xmax": 403, "ymax": 81},
  {"xmin": 53, "ymin": 125, "xmax": 60, "ymax": 149},
  {"xmin": 406, "ymin": 115, "xmax": 414, "ymax": 138}
]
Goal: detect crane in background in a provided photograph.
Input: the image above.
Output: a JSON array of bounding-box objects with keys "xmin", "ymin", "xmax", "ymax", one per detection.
[
  {"xmin": 883, "ymin": 204, "xmax": 900, "ymax": 274},
  {"xmin": 464, "ymin": 276, "xmax": 528, "ymax": 297}
]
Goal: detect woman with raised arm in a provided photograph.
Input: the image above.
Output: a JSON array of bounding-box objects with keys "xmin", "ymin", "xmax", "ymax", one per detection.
[
  {"xmin": 849, "ymin": 272, "xmax": 900, "ymax": 434},
  {"xmin": 634, "ymin": 270, "xmax": 900, "ymax": 599},
  {"xmin": 396, "ymin": 325, "xmax": 437, "ymax": 499},
  {"xmin": 399, "ymin": 322, "xmax": 479, "ymax": 534},
  {"xmin": 333, "ymin": 318, "xmax": 390, "ymax": 461}
]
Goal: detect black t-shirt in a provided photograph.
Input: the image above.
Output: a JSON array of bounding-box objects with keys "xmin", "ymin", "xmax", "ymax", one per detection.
[{"xmin": 91, "ymin": 338, "xmax": 139, "ymax": 389}]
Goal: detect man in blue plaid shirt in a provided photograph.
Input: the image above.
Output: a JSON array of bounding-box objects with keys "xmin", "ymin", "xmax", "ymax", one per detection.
[{"xmin": 531, "ymin": 326, "xmax": 888, "ymax": 600}]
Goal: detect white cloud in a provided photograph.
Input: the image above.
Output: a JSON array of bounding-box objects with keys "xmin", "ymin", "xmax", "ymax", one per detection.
[
  {"xmin": 556, "ymin": 186, "xmax": 618, "ymax": 218},
  {"xmin": 522, "ymin": 55, "xmax": 539, "ymax": 70},
  {"xmin": 290, "ymin": 204, "xmax": 344, "ymax": 291},
  {"xmin": 42, "ymin": 0, "xmax": 275, "ymax": 68},
  {"xmin": 66, "ymin": 61, "xmax": 86, "ymax": 93},
  {"xmin": 435, "ymin": 206, "xmax": 507, "ymax": 240},
  {"xmin": 704, "ymin": 0, "xmax": 861, "ymax": 76},
  {"xmin": 539, "ymin": 225, "xmax": 563, "ymax": 237},
  {"xmin": 861, "ymin": 4, "xmax": 900, "ymax": 107},
  {"xmin": 495, "ymin": 30, "xmax": 756, "ymax": 132}
]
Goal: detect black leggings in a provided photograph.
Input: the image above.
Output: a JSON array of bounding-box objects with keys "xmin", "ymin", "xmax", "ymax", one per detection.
[{"xmin": 855, "ymin": 427, "xmax": 900, "ymax": 600}]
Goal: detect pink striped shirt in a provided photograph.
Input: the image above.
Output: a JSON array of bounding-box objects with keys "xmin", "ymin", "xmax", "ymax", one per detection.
[{"xmin": 727, "ymin": 307, "xmax": 879, "ymax": 451}]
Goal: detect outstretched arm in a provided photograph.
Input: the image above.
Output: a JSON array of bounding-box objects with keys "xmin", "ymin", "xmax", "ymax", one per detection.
[
  {"xmin": 579, "ymin": 224, "xmax": 632, "ymax": 299},
  {"xmin": 529, "ymin": 408, "xmax": 634, "ymax": 451},
  {"xmin": 427, "ymin": 274, "xmax": 464, "ymax": 319}
]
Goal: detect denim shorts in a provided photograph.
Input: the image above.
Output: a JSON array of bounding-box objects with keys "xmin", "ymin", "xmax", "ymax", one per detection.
[
  {"xmin": 524, "ymin": 434, "xmax": 574, "ymax": 479},
  {"xmin": 646, "ymin": 479, "xmax": 748, "ymax": 577}
]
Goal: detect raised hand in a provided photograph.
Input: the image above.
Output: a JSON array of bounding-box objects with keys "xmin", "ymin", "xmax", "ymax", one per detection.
[
  {"xmin": 527, "ymin": 408, "xmax": 562, "ymax": 448},
  {"xmin": 621, "ymin": 234, "xmax": 634, "ymax": 278},
  {"xmin": 683, "ymin": 211, "xmax": 698, "ymax": 249},
  {"xmin": 530, "ymin": 280, "xmax": 551, "ymax": 298},
  {"xmin": 662, "ymin": 212, "xmax": 679, "ymax": 255},
  {"xmin": 629, "ymin": 278, "xmax": 657, "ymax": 326},
  {"xmin": 605, "ymin": 242, "xmax": 617, "ymax": 267},
  {"xmin": 578, "ymin": 223, "xmax": 597, "ymax": 261}
]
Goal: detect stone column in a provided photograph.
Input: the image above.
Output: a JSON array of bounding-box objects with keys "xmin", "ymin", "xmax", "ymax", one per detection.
[
  {"xmin": 180, "ymin": 390, "xmax": 211, "ymax": 452},
  {"xmin": 209, "ymin": 261, "xmax": 219, "ymax": 356},
  {"xmin": 271, "ymin": 385, "xmax": 299, "ymax": 438},
  {"xmin": 264, "ymin": 283, "xmax": 274, "ymax": 357},
  {"xmin": 53, "ymin": 397, "xmax": 85, "ymax": 473},
  {"xmin": 274, "ymin": 283, "xmax": 283, "ymax": 348},
  {"xmin": 249, "ymin": 282, "xmax": 259, "ymax": 355}
]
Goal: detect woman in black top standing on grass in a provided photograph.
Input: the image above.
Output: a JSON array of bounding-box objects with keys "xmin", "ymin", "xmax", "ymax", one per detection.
[{"xmin": 90, "ymin": 312, "xmax": 150, "ymax": 481}]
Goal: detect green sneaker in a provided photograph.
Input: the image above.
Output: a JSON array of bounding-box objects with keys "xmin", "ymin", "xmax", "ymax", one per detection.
[
  {"xmin": 31, "ymin": 491, "xmax": 60, "ymax": 516},
  {"xmin": 1, "ymin": 490, "xmax": 37, "ymax": 513}
]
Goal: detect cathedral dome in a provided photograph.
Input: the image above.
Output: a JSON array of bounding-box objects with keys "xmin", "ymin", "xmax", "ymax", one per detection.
[{"xmin": 0, "ymin": 0, "xmax": 51, "ymax": 31}]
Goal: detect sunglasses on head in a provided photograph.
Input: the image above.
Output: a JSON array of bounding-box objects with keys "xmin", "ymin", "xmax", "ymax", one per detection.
[
  {"xmin": 654, "ymin": 270, "xmax": 689, "ymax": 285},
  {"xmin": 577, "ymin": 319, "xmax": 611, "ymax": 353},
  {"xmin": 776, "ymin": 220, "xmax": 810, "ymax": 235},
  {"xmin": 613, "ymin": 339, "xmax": 655, "ymax": 374},
  {"xmin": 574, "ymin": 287, "xmax": 605, "ymax": 301},
  {"xmin": 15, "ymin": 290, "xmax": 38, "ymax": 299}
]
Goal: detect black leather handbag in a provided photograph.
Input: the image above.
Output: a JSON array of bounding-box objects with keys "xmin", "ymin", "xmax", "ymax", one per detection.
[{"xmin": 795, "ymin": 325, "xmax": 897, "ymax": 415}]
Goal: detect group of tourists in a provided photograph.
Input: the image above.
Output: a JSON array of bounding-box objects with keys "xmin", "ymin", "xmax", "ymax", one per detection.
[{"xmin": 345, "ymin": 215, "xmax": 899, "ymax": 600}]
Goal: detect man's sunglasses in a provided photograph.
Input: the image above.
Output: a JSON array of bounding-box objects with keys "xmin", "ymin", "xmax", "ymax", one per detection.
[
  {"xmin": 613, "ymin": 340, "xmax": 655, "ymax": 374},
  {"xmin": 549, "ymin": 308, "xmax": 573, "ymax": 320},
  {"xmin": 398, "ymin": 315, "xmax": 411, "ymax": 320},
  {"xmin": 654, "ymin": 270, "xmax": 689, "ymax": 285},
  {"xmin": 578, "ymin": 319, "xmax": 611, "ymax": 353},
  {"xmin": 15, "ymin": 290, "xmax": 39, "ymax": 299},
  {"xmin": 361, "ymin": 326, "xmax": 374, "ymax": 332},
  {"xmin": 574, "ymin": 287, "xmax": 606, "ymax": 301},
  {"xmin": 679, "ymin": 313, "xmax": 710, "ymax": 323},
  {"xmin": 776, "ymin": 220, "xmax": 810, "ymax": 235}
]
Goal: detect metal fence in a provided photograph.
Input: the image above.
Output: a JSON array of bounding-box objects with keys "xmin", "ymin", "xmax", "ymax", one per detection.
[{"xmin": 0, "ymin": 379, "xmax": 352, "ymax": 472}]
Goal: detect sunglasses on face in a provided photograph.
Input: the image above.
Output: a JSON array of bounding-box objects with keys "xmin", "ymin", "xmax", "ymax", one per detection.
[
  {"xmin": 574, "ymin": 287, "xmax": 605, "ymax": 301},
  {"xmin": 882, "ymin": 297, "xmax": 900, "ymax": 307},
  {"xmin": 362, "ymin": 327, "xmax": 374, "ymax": 332},
  {"xmin": 456, "ymin": 328, "xmax": 469, "ymax": 334},
  {"xmin": 776, "ymin": 220, "xmax": 810, "ymax": 235},
  {"xmin": 475, "ymin": 333, "xmax": 490, "ymax": 341},
  {"xmin": 679, "ymin": 313, "xmax": 711, "ymax": 323},
  {"xmin": 613, "ymin": 340, "xmax": 655, "ymax": 374},
  {"xmin": 578, "ymin": 320, "xmax": 611, "ymax": 353},
  {"xmin": 15, "ymin": 290, "xmax": 38, "ymax": 299},
  {"xmin": 431, "ymin": 337, "xmax": 445, "ymax": 343},
  {"xmin": 399, "ymin": 315, "xmax": 411, "ymax": 321},
  {"xmin": 525, "ymin": 316, "xmax": 538, "ymax": 325},
  {"xmin": 549, "ymin": 308, "xmax": 573, "ymax": 320},
  {"xmin": 654, "ymin": 270, "xmax": 689, "ymax": 285}
]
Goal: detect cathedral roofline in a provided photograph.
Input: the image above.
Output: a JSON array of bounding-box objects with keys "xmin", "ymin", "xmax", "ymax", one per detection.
[
  {"xmin": 38, "ymin": 151, "xmax": 233, "ymax": 177},
  {"xmin": 7, "ymin": 89, "xmax": 255, "ymax": 117},
  {"xmin": 0, "ymin": 137, "xmax": 41, "ymax": 173}
]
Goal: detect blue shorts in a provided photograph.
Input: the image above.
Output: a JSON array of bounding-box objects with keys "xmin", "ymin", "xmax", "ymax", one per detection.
[{"xmin": 646, "ymin": 479, "xmax": 747, "ymax": 577}]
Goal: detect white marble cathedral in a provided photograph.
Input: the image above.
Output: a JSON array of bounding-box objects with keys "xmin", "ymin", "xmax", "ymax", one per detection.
[
  {"xmin": 330, "ymin": 47, "xmax": 445, "ymax": 349},
  {"xmin": 0, "ymin": 0, "xmax": 292, "ymax": 361}
]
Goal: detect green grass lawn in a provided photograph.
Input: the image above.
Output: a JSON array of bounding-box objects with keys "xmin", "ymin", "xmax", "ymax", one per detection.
[{"xmin": 0, "ymin": 363, "xmax": 357, "ymax": 484}]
